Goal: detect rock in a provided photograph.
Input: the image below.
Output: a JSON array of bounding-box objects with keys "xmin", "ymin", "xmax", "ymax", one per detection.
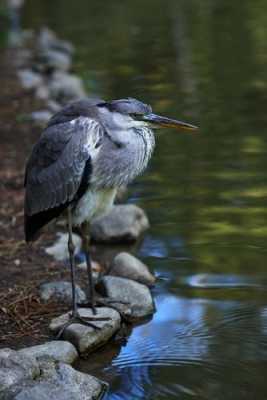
[
  {"xmin": 17, "ymin": 69, "xmax": 43, "ymax": 90},
  {"xmin": 7, "ymin": 0, "xmax": 25, "ymax": 10},
  {"xmin": 38, "ymin": 28, "xmax": 74, "ymax": 55},
  {"xmin": 18, "ymin": 341, "xmax": 78, "ymax": 365},
  {"xmin": 30, "ymin": 110, "xmax": 52, "ymax": 127},
  {"xmin": 91, "ymin": 205, "xmax": 149, "ymax": 243},
  {"xmin": 110, "ymin": 252, "xmax": 156, "ymax": 286},
  {"xmin": 48, "ymin": 71, "xmax": 86, "ymax": 103},
  {"xmin": 45, "ymin": 232, "xmax": 82, "ymax": 261},
  {"xmin": 35, "ymin": 85, "xmax": 50, "ymax": 100},
  {"xmin": 46, "ymin": 100, "xmax": 61, "ymax": 113},
  {"xmin": 0, "ymin": 348, "xmax": 39, "ymax": 392},
  {"xmin": 2, "ymin": 359, "xmax": 106, "ymax": 400},
  {"xmin": 38, "ymin": 49, "xmax": 72, "ymax": 72},
  {"xmin": 39, "ymin": 281, "xmax": 86, "ymax": 305},
  {"xmin": 97, "ymin": 276, "xmax": 155, "ymax": 321},
  {"xmin": 50, "ymin": 307, "xmax": 121, "ymax": 357},
  {"xmin": 12, "ymin": 48, "xmax": 32, "ymax": 68}
]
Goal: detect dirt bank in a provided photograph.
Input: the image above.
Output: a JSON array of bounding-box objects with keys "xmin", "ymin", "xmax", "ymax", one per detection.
[{"xmin": 0, "ymin": 48, "xmax": 72, "ymax": 348}]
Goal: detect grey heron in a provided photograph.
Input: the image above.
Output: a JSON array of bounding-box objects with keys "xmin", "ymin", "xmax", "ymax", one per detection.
[{"xmin": 24, "ymin": 97, "xmax": 197, "ymax": 332}]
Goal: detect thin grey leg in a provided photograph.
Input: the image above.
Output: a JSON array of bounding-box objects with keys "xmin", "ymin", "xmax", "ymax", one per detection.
[
  {"xmin": 81, "ymin": 221, "xmax": 96, "ymax": 315},
  {"xmin": 67, "ymin": 206, "xmax": 77, "ymax": 317},
  {"xmin": 56, "ymin": 209, "xmax": 106, "ymax": 339}
]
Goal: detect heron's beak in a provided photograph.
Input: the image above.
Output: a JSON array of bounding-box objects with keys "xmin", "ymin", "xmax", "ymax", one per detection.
[{"xmin": 143, "ymin": 113, "xmax": 198, "ymax": 131}]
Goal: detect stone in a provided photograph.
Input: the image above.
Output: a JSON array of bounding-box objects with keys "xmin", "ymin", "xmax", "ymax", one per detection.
[
  {"xmin": 39, "ymin": 281, "xmax": 86, "ymax": 305},
  {"xmin": 38, "ymin": 28, "xmax": 74, "ymax": 55},
  {"xmin": 17, "ymin": 69, "xmax": 43, "ymax": 90},
  {"xmin": 46, "ymin": 100, "xmax": 61, "ymax": 113},
  {"xmin": 30, "ymin": 110, "xmax": 52, "ymax": 127},
  {"xmin": 2, "ymin": 359, "xmax": 106, "ymax": 400},
  {"xmin": 110, "ymin": 252, "xmax": 156, "ymax": 286},
  {"xmin": 37, "ymin": 49, "xmax": 72, "ymax": 72},
  {"xmin": 35, "ymin": 85, "xmax": 50, "ymax": 101},
  {"xmin": 49, "ymin": 307, "xmax": 121, "ymax": 357},
  {"xmin": 98, "ymin": 276, "xmax": 155, "ymax": 321},
  {"xmin": 91, "ymin": 205, "xmax": 149, "ymax": 243},
  {"xmin": 18, "ymin": 341, "xmax": 78, "ymax": 365},
  {"xmin": 48, "ymin": 72, "xmax": 86, "ymax": 103},
  {"xmin": 0, "ymin": 348, "xmax": 39, "ymax": 392},
  {"xmin": 45, "ymin": 232, "xmax": 82, "ymax": 261}
]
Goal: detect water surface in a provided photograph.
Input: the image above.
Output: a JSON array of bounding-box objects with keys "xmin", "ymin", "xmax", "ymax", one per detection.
[{"xmin": 22, "ymin": 1, "xmax": 267, "ymax": 398}]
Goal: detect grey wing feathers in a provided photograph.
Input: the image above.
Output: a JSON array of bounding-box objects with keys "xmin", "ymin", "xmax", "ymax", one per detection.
[{"xmin": 24, "ymin": 117, "xmax": 103, "ymax": 216}]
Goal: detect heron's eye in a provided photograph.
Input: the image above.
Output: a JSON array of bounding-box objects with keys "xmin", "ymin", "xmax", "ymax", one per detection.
[{"xmin": 130, "ymin": 113, "xmax": 143, "ymax": 120}]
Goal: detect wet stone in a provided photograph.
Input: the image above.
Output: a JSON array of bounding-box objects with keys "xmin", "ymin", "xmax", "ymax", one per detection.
[
  {"xmin": 91, "ymin": 204, "xmax": 149, "ymax": 244},
  {"xmin": 110, "ymin": 252, "xmax": 156, "ymax": 286},
  {"xmin": 18, "ymin": 341, "xmax": 78, "ymax": 365},
  {"xmin": 49, "ymin": 307, "xmax": 121, "ymax": 357},
  {"xmin": 39, "ymin": 281, "xmax": 86, "ymax": 305},
  {"xmin": 97, "ymin": 276, "xmax": 155, "ymax": 321}
]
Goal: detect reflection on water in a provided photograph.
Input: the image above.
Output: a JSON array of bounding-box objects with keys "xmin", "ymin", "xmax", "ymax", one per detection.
[
  {"xmin": 78, "ymin": 284, "xmax": 267, "ymax": 399},
  {"xmin": 22, "ymin": 0, "xmax": 267, "ymax": 398}
]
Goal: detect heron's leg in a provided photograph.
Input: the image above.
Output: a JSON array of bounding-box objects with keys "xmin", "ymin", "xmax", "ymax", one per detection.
[
  {"xmin": 79, "ymin": 221, "xmax": 130, "ymax": 318},
  {"xmin": 55, "ymin": 208, "xmax": 108, "ymax": 339},
  {"xmin": 81, "ymin": 221, "xmax": 96, "ymax": 314},
  {"xmin": 67, "ymin": 206, "xmax": 78, "ymax": 317}
]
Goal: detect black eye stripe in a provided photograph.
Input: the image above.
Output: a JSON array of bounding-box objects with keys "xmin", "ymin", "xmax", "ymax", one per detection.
[{"xmin": 131, "ymin": 113, "xmax": 143, "ymax": 119}]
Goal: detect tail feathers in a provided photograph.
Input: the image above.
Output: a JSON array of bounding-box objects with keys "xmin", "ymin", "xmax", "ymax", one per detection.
[{"xmin": 24, "ymin": 204, "xmax": 69, "ymax": 242}]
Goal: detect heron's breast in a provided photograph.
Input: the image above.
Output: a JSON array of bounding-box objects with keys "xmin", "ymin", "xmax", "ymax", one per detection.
[
  {"xmin": 92, "ymin": 128, "xmax": 155, "ymax": 188},
  {"xmin": 72, "ymin": 187, "xmax": 117, "ymax": 226}
]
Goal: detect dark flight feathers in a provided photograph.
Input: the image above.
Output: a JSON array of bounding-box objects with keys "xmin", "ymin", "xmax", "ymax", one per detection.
[{"xmin": 24, "ymin": 108, "xmax": 103, "ymax": 242}]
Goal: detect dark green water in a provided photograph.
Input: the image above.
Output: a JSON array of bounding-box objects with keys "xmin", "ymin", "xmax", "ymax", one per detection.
[{"xmin": 23, "ymin": 1, "xmax": 267, "ymax": 398}]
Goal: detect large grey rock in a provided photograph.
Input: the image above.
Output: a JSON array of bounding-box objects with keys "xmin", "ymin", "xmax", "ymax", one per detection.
[
  {"xmin": 49, "ymin": 307, "xmax": 121, "ymax": 357},
  {"xmin": 0, "ymin": 348, "xmax": 39, "ymax": 392},
  {"xmin": 17, "ymin": 69, "xmax": 43, "ymax": 90},
  {"xmin": 110, "ymin": 252, "xmax": 156, "ymax": 286},
  {"xmin": 98, "ymin": 276, "xmax": 155, "ymax": 321},
  {"xmin": 91, "ymin": 205, "xmax": 149, "ymax": 243},
  {"xmin": 18, "ymin": 341, "xmax": 78, "ymax": 365},
  {"xmin": 38, "ymin": 28, "xmax": 74, "ymax": 55},
  {"xmin": 39, "ymin": 281, "xmax": 86, "ymax": 305},
  {"xmin": 48, "ymin": 72, "xmax": 86, "ymax": 103},
  {"xmin": 2, "ymin": 359, "xmax": 106, "ymax": 400}
]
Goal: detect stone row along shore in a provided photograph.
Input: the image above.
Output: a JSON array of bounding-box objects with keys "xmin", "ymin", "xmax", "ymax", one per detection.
[{"xmin": 1, "ymin": 27, "xmax": 157, "ymax": 399}]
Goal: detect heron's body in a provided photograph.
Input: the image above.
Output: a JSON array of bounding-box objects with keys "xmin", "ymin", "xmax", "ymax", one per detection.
[
  {"xmin": 24, "ymin": 97, "xmax": 197, "ymax": 331},
  {"xmin": 24, "ymin": 100, "xmax": 156, "ymax": 240}
]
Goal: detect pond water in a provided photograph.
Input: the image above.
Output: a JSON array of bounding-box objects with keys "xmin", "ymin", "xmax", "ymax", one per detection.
[{"xmin": 22, "ymin": 1, "xmax": 267, "ymax": 399}]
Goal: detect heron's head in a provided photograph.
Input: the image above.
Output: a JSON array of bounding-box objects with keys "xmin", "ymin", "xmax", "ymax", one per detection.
[{"xmin": 97, "ymin": 98, "xmax": 198, "ymax": 132}]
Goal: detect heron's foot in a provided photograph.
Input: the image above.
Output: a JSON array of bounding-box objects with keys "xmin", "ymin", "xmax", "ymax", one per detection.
[
  {"xmin": 79, "ymin": 297, "xmax": 130, "ymax": 309},
  {"xmin": 78, "ymin": 297, "xmax": 131, "ymax": 321},
  {"xmin": 56, "ymin": 310, "xmax": 111, "ymax": 339}
]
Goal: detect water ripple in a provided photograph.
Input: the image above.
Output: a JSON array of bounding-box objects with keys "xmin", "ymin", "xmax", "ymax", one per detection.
[{"xmin": 104, "ymin": 294, "xmax": 267, "ymax": 399}]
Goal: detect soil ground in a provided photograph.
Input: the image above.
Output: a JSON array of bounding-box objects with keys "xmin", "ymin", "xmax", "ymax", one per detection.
[{"xmin": 0, "ymin": 48, "xmax": 76, "ymax": 348}]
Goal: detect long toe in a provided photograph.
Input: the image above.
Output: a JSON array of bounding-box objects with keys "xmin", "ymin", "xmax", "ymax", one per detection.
[
  {"xmin": 56, "ymin": 312, "xmax": 104, "ymax": 339},
  {"xmin": 78, "ymin": 297, "xmax": 130, "ymax": 308}
]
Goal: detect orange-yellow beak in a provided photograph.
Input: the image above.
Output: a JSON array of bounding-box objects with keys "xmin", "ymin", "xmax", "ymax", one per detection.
[{"xmin": 143, "ymin": 113, "xmax": 198, "ymax": 131}]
